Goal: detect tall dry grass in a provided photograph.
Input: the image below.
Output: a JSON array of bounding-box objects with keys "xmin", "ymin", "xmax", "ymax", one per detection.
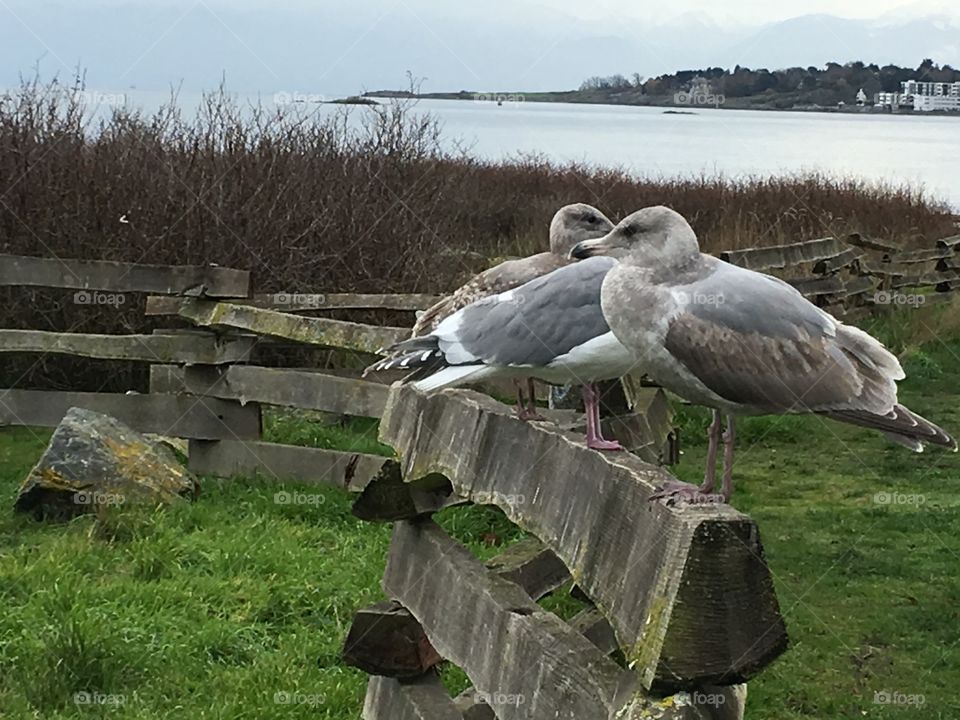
[{"xmin": 0, "ymin": 77, "xmax": 955, "ymax": 390}]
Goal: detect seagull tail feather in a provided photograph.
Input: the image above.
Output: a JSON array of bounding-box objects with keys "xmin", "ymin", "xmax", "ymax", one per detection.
[{"xmin": 822, "ymin": 404, "xmax": 957, "ymax": 452}]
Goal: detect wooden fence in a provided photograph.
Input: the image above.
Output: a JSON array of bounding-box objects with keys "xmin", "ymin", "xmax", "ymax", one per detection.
[
  {"xmin": 2, "ymin": 227, "xmax": 957, "ymax": 719},
  {"xmin": 718, "ymin": 231, "xmax": 960, "ymax": 320},
  {"xmin": 345, "ymin": 386, "xmax": 783, "ymax": 719},
  {"xmin": 0, "ymin": 251, "xmax": 677, "ymax": 488}
]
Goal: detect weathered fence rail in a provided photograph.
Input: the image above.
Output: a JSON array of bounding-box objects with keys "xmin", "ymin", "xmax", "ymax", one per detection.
[
  {"xmin": 0, "ymin": 253, "xmax": 250, "ymax": 296},
  {"xmin": 345, "ymin": 385, "xmax": 780, "ymax": 718}
]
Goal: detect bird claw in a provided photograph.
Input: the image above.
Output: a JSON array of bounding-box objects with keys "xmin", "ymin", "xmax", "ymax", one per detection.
[
  {"xmin": 649, "ymin": 481, "xmax": 727, "ymax": 506},
  {"xmin": 516, "ymin": 407, "xmax": 547, "ymax": 422},
  {"xmin": 586, "ymin": 438, "xmax": 625, "ymax": 451}
]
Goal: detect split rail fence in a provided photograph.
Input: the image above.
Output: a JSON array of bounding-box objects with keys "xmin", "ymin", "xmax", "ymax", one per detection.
[{"xmin": 1, "ymin": 226, "xmax": 957, "ymax": 719}]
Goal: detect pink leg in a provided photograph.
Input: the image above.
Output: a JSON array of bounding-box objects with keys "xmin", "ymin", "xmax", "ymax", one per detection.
[
  {"xmin": 650, "ymin": 410, "xmax": 728, "ymax": 505},
  {"xmin": 583, "ymin": 383, "xmax": 623, "ymax": 451},
  {"xmin": 515, "ymin": 378, "xmax": 545, "ymax": 421}
]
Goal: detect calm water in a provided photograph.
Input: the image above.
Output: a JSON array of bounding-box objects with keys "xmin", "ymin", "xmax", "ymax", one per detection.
[
  {"xmin": 75, "ymin": 91, "xmax": 960, "ymax": 210},
  {"xmin": 414, "ymin": 99, "xmax": 960, "ymax": 210}
]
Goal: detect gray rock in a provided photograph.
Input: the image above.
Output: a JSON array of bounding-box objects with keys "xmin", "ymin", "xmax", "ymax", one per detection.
[{"xmin": 14, "ymin": 407, "xmax": 198, "ymax": 519}]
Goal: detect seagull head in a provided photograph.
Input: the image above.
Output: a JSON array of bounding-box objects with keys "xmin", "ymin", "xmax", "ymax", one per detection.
[
  {"xmin": 568, "ymin": 205, "xmax": 699, "ymax": 267},
  {"xmin": 548, "ymin": 203, "xmax": 615, "ymax": 256}
]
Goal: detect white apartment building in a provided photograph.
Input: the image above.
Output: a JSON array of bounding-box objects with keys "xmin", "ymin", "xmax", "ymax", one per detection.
[{"xmin": 903, "ymin": 80, "xmax": 960, "ymax": 111}]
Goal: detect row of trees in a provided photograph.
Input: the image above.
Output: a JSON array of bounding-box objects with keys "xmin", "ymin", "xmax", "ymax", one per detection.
[{"xmin": 580, "ymin": 60, "xmax": 960, "ymax": 100}]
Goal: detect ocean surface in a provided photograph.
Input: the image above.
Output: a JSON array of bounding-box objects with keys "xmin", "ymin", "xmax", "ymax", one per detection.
[{"xmin": 57, "ymin": 90, "xmax": 960, "ymax": 210}]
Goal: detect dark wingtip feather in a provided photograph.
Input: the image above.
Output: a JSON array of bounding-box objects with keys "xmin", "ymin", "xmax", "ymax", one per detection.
[
  {"xmin": 363, "ymin": 349, "xmax": 445, "ymax": 377},
  {"xmin": 825, "ymin": 404, "xmax": 956, "ymax": 452}
]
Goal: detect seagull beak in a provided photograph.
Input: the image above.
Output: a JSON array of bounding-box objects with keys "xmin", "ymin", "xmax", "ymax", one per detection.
[{"xmin": 569, "ymin": 238, "xmax": 608, "ymax": 260}]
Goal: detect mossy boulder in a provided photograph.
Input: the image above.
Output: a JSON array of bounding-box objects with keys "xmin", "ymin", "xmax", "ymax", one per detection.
[{"xmin": 14, "ymin": 407, "xmax": 198, "ymax": 519}]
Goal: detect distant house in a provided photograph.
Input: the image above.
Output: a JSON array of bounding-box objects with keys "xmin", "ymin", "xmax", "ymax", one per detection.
[
  {"xmin": 856, "ymin": 88, "xmax": 867, "ymax": 106},
  {"xmin": 875, "ymin": 91, "xmax": 903, "ymax": 107}
]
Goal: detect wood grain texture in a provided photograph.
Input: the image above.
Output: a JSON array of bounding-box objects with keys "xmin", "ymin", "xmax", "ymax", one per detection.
[
  {"xmin": 383, "ymin": 519, "xmax": 634, "ymax": 720},
  {"xmin": 718, "ymin": 237, "xmax": 847, "ymax": 271},
  {"xmin": 149, "ymin": 292, "xmax": 441, "ymax": 314},
  {"xmin": 363, "ymin": 673, "xmax": 462, "ymax": 720},
  {"xmin": 170, "ymin": 298, "xmax": 407, "ymax": 354},
  {"xmin": 0, "ymin": 253, "xmax": 249, "ymax": 296},
  {"xmin": 187, "ymin": 439, "xmax": 385, "ymax": 490},
  {"xmin": 183, "ymin": 365, "xmax": 389, "ymax": 418},
  {"xmin": 0, "ymin": 389, "xmax": 260, "ymax": 440},
  {"xmin": 0, "ymin": 329, "xmax": 254, "ymax": 364},
  {"xmin": 378, "ymin": 386, "xmax": 786, "ymax": 690}
]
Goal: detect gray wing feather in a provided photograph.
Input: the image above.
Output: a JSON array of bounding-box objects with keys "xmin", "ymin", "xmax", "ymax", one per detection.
[
  {"xmin": 449, "ymin": 256, "xmax": 616, "ymax": 367},
  {"xmin": 664, "ymin": 259, "xmax": 897, "ymax": 413},
  {"xmin": 412, "ymin": 253, "xmax": 567, "ymax": 337}
]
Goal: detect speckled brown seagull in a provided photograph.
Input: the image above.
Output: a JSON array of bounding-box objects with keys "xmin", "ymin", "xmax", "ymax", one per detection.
[
  {"xmin": 570, "ymin": 205, "xmax": 957, "ymax": 503},
  {"xmin": 373, "ymin": 203, "xmax": 614, "ymax": 419}
]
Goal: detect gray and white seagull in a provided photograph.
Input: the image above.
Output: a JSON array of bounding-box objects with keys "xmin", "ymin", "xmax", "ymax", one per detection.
[
  {"xmin": 365, "ymin": 255, "xmax": 636, "ymax": 450},
  {"xmin": 569, "ymin": 205, "xmax": 957, "ymax": 503},
  {"xmin": 375, "ymin": 203, "xmax": 615, "ymax": 420}
]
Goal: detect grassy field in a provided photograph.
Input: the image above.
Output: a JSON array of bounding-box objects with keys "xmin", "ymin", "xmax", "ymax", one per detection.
[{"xmin": 1, "ymin": 311, "xmax": 960, "ymax": 719}]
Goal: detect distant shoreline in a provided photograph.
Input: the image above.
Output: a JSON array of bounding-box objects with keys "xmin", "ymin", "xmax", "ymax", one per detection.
[{"xmin": 363, "ymin": 90, "xmax": 960, "ymax": 118}]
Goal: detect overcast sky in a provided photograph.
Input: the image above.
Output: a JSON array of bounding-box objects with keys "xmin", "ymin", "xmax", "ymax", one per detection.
[
  {"xmin": 531, "ymin": 0, "xmax": 957, "ymax": 23},
  {"xmin": 2, "ymin": 0, "xmax": 958, "ymax": 94}
]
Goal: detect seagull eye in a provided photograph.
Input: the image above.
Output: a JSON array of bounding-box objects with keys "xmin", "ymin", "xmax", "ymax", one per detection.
[{"xmin": 586, "ymin": 215, "xmax": 597, "ymax": 224}]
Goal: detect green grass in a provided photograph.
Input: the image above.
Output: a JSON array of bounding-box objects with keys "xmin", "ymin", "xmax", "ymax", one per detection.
[{"xmin": 2, "ymin": 320, "xmax": 960, "ymax": 718}]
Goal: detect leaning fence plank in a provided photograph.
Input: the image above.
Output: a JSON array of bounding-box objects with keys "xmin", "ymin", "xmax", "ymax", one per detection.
[
  {"xmin": 377, "ymin": 387, "xmax": 786, "ymax": 690},
  {"xmin": 892, "ymin": 271, "xmax": 959, "ymax": 290},
  {"xmin": 149, "ymin": 365, "xmax": 186, "ymax": 394},
  {"xmin": 172, "ymin": 298, "xmax": 407, "ymax": 354},
  {"xmin": 363, "ymin": 674, "xmax": 462, "ymax": 720},
  {"xmin": 384, "ymin": 519, "xmax": 633, "ymax": 720},
  {"xmin": 0, "ymin": 329, "xmax": 254, "ymax": 364},
  {"xmin": 345, "ymin": 537, "xmax": 568, "ymax": 679},
  {"xmin": 344, "ymin": 600, "xmax": 443, "ymax": 678},
  {"xmin": 718, "ymin": 237, "xmax": 847, "ymax": 270},
  {"xmin": 845, "ymin": 233, "xmax": 900, "ymax": 254},
  {"xmin": 187, "ymin": 439, "xmax": 386, "ymax": 490},
  {"xmin": 183, "ymin": 365, "xmax": 389, "ymax": 419},
  {"xmin": 812, "ymin": 246, "xmax": 866, "ymax": 274},
  {"xmin": 0, "ymin": 389, "xmax": 260, "ymax": 439},
  {"xmin": 148, "ymin": 292, "xmax": 442, "ymax": 315},
  {"xmin": 0, "ymin": 254, "xmax": 249, "ymax": 297},
  {"xmin": 787, "ymin": 275, "xmax": 845, "ymax": 297},
  {"xmin": 889, "ymin": 247, "xmax": 951, "ymax": 264}
]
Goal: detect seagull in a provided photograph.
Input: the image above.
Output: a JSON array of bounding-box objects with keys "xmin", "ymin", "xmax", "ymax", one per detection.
[
  {"xmin": 377, "ymin": 203, "xmax": 614, "ymax": 420},
  {"xmin": 569, "ymin": 206, "xmax": 957, "ymax": 503},
  {"xmin": 365, "ymin": 256, "xmax": 637, "ymax": 450}
]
